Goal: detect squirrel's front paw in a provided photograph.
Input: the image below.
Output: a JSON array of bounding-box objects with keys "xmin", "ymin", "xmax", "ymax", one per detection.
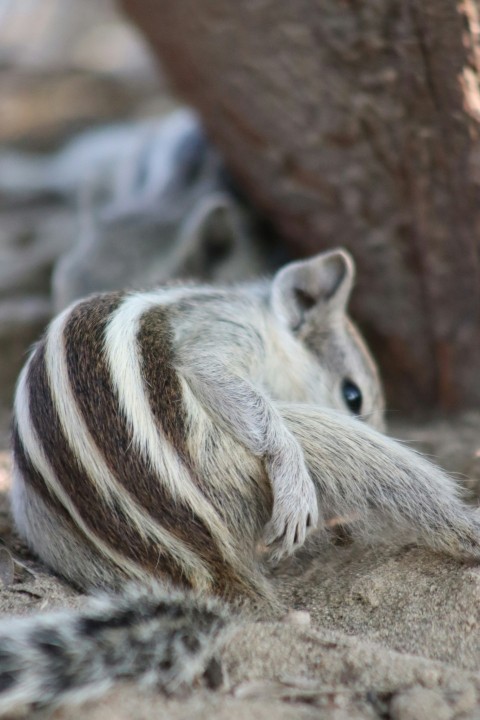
[{"xmin": 263, "ymin": 478, "xmax": 319, "ymax": 563}]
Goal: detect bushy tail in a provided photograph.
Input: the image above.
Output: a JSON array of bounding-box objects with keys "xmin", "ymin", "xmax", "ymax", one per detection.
[{"xmin": 0, "ymin": 583, "xmax": 230, "ymax": 715}]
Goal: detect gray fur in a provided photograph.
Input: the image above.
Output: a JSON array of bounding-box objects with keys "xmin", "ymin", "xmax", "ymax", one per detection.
[
  {"xmin": 0, "ymin": 583, "xmax": 230, "ymax": 715},
  {"xmin": 5, "ymin": 248, "xmax": 480, "ymax": 713},
  {"xmin": 280, "ymin": 405, "xmax": 480, "ymax": 558}
]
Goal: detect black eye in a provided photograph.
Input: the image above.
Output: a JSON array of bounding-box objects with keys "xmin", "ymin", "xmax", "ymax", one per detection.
[{"xmin": 342, "ymin": 379, "xmax": 362, "ymax": 415}]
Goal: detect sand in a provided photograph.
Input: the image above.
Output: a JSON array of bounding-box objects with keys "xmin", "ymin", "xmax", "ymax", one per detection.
[{"xmin": 1, "ymin": 415, "xmax": 480, "ymax": 720}]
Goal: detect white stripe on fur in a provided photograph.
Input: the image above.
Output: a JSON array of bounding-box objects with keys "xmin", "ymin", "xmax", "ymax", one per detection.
[
  {"xmin": 104, "ymin": 291, "xmax": 239, "ymax": 562},
  {"xmin": 44, "ymin": 304, "xmax": 213, "ymax": 589}
]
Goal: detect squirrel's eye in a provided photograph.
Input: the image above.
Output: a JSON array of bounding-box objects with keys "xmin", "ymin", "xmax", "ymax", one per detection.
[{"xmin": 342, "ymin": 379, "xmax": 362, "ymax": 415}]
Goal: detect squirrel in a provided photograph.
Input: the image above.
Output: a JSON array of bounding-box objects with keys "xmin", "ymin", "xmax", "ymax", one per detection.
[{"xmin": 2, "ymin": 249, "xmax": 480, "ymax": 714}]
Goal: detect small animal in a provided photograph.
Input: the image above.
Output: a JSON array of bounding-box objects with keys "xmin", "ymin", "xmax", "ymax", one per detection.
[
  {"xmin": 0, "ymin": 109, "xmax": 276, "ymax": 310},
  {"xmin": 3, "ymin": 249, "xmax": 480, "ymax": 714}
]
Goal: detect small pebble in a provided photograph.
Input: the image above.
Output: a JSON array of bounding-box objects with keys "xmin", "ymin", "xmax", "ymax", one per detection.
[
  {"xmin": 390, "ymin": 686, "xmax": 452, "ymax": 720},
  {"xmin": 282, "ymin": 610, "xmax": 311, "ymax": 627}
]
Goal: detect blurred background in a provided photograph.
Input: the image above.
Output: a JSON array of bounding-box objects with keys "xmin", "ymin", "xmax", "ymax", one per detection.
[
  {"xmin": 0, "ymin": 0, "xmax": 167, "ymax": 131},
  {"xmin": 0, "ymin": 0, "xmax": 283, "ymax": 445},
  {"xmin": 0, "ymin": 0, "xmax": 172, "ymax": 443}
]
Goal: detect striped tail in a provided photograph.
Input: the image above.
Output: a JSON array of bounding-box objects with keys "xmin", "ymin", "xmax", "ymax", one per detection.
[{"xmin": 0, "ymin": 584, "xmax": 230, "ymax": 714}]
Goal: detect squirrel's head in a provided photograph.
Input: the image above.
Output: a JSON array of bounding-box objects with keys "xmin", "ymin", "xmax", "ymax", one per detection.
[{"xmin": 270, "ymin": 249, "xmax": 385, "ymax": 431}]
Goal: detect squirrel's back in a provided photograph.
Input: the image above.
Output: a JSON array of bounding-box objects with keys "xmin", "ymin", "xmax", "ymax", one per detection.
[{"xmin": 12, "ymin": 287, "xmax": 273, "ymax": 601}]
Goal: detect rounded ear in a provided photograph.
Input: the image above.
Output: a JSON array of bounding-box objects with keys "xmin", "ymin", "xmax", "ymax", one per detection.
[
  {"xmin": 181, "ymin": 192, "xmax": 241, "ymax": 262},
  {"xmin": 271, "ymin": 249, "xmax": 355, "ymax": 329}
]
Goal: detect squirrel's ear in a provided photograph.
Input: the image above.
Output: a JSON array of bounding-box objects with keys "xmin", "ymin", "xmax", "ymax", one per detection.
[
  {"xmin": 186, "ymin": 193, "xmax": 241, "ymax": 260},
  {"xmin": 271, "ymin": 249, "xmax": 355, "ymax": 329}
]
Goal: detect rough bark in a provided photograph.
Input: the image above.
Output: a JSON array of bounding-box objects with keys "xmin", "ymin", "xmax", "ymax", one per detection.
[{"xmin": 121, "ymin": 0, "xmax": 480, "ymax": 415}]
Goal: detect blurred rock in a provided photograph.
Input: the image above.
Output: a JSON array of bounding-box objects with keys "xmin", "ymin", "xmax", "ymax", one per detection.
[
  {"xmin": 0, "ymin": 69, "xmax": 166, "ymax": 150},
  {"xmin": 0, "ymin": 0, "xmax": 158, "ymax": 84},
  {"xmin": 390, "ymin": 687, "xmax": 452, "ymax": 720},
  {"xmin": 0, "ymin": 0, "xmax": 166, "ymax": 150}
]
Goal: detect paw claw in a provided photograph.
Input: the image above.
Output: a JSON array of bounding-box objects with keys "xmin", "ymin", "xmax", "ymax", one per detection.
[
  {"xmin": 264, "ymin": 521, "xmax": 285, "ymax": 547},
  {"xmin": 263, "ymin": 481, "xmax": 319, "ymax": 560}
]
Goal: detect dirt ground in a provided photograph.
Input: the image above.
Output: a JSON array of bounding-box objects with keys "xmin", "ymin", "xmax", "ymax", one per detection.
[{"xmin": 1, "ymin": 413, "xmax": 480, "ymax": 719}]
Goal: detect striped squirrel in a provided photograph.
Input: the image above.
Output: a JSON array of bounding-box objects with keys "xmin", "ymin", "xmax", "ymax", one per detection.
[
  {"xmin": 3, "ymin": 249, "xmax": 480, "ymax": 714},
  {"xmin": 0, "ymin": 109, "xmax": 277, "ymax": 311}
]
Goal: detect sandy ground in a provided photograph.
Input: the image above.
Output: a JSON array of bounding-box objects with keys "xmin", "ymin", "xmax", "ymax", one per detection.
[{"xmin": 1, "ymin": 415, "xmax": 480, "ymax": 719}]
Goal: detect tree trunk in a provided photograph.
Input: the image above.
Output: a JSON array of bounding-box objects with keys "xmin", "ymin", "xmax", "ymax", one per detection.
[{"xmin": 120, "ymin": 0, "xmax": 480, "ymax": 415}]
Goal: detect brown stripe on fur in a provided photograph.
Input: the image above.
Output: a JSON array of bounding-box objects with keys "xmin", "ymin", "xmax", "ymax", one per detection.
[
  {"xmin": 137, "ymin": 307, "xmax": 188, "ymax": 452},
  {"xmin": 26, "ymin": 331, "xmax": 189, "ymax": 588},
  {"xmin": 138, "ymin": 307, "xmax": 266, "ymax": 526},
  {"xmin": 63, "ymin": 296, "xmax": 254, "ymax": 599},
  {"xmin": 11, "ymin": 420, "xmax": 135, "ymax": 589}
]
